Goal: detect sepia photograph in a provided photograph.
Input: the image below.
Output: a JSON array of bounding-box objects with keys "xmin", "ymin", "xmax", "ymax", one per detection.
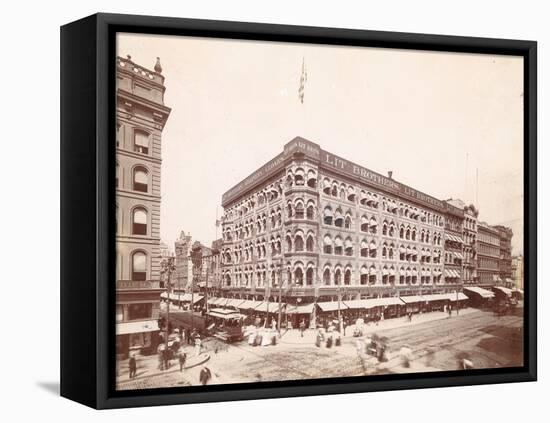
[{"xmin": 114, "ymin": 32, "xmax": 525, "ymax": 391}]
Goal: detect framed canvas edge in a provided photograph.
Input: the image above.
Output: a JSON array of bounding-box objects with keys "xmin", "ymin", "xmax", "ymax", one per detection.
[{"xmin": 61, "ymin": 12, "xmax": 537, "ymax": 409}]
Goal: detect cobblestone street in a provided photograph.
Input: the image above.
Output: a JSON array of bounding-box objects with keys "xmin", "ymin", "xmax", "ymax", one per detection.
[{"xmin": 117, "ymin": 307, "xmax": 523, "ymax": 390}]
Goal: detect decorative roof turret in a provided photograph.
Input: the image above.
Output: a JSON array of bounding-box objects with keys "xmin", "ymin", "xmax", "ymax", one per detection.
[{"xmin": 154, "ymin": 57, "xmax": 163, "ymax": 74}]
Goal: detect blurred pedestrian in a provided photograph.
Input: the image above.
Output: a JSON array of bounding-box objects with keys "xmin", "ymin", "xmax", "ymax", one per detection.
[
  {"xmin": 178, "ymin": 348, "xmax": 187, "ymax": 372},
  {"xmin": 128, "ymin": 353, "xmax": 137, "ymax": 378},
  {"xmin": 299, "ymin": 319, "xmax": 306, "ymax": 337},
  {"xmin": 199, "ymin": 366, "xmax": 212, "ymax": 385},
  {"xmin": 194, "ymin": 335, "xmax": 202, "ymax": 357}
]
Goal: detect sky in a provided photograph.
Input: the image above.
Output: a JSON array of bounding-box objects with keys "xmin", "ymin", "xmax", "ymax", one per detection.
[{"xmin": 117, "ymin": 33, "xmax": 524, "ymax": 255}]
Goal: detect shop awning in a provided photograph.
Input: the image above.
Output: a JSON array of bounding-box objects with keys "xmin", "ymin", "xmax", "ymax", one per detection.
[
  {"xmin": 116, "ymin": 320, "xmax": 159, "ymax": 336},
  {"xmin": 237, "ymin": 300, "xmax": 264, "ymax": 310},
  {"xmin": 317, "ymin": 301, "xmax": 348, "ymax": 312},
  {"xmin": 453, "ymin": 252, "xmax": 464, "ymax": 260},
  {"xmin": 286, "ymin": 303, "xmax": 315, "ymax": 314},
  {"xmin": 225, "ymin": 298, "xmax": 245, "ymax": 308},
  {"xmin": 255, "ymin": 302, "xmax": 286, "ymax": 314},
  {"xmin": 446, "ymin": 292, "xmax": 468, "ymax": 301},
  {"xmin": 463, "ymin": 286, "xmax": 495, "ymax": 298},
  {"xmin": 208, "ymin": 309, "xmax": 246, "ymax": 319},
  {"xmin": 493, "ymin": 286, "xmax": 513, "ymax": 297},
  {"xmin": 344, "ymin": 297, "xmax": 403, "ymax": 309},
  {"xmin": 400, "ymin": 295, "xmax": 424, "ymax": 304}
]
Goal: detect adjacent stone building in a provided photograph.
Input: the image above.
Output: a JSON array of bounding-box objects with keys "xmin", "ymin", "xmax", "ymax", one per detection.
[{"xmin": 115, "ymin": 55, "xmax": 171, "ymax": 357}]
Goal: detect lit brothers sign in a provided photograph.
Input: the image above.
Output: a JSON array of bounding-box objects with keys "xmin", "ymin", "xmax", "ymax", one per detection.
[
  {"xmin": 222, "ymin": 136, "xmax": 457, "ymax": 214},
  {"xmin": 322, "ymin": 151, "xmax": 448, "ymax": 212}
]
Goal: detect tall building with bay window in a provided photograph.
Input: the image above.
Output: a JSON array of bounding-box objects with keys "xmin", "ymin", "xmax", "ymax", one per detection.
[
  {"xmin": 115, "ymin": 55, "xmax": 171, "ymax": 358},
  {"xmin": 219, "ymin": 137, "xmax": 464, "ymax": 309}
]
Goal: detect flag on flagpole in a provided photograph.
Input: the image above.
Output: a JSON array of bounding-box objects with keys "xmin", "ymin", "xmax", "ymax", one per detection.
[{"xmin": 298, "ymin": 56, "xmax": 307, "ymax": 104}]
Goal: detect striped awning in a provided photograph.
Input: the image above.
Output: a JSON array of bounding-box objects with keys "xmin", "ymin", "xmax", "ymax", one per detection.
[
  {"xmin": 463, "ymin": 286, "xmax": 495, "ymax": 298},
  {"xmin": 317, "ymin": 301, "xmax": 348, "ymax": 312}
]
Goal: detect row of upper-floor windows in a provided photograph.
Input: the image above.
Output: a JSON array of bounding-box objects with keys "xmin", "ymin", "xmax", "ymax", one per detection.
[{"xmin": 222, "ymin": 267, "xmax": 446, "ymax": 287}]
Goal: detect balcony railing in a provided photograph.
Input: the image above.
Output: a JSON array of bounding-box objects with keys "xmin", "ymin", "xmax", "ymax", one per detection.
[{"xmin": 117, "ymin": 280, "xmax": 160, "ymax": 290}]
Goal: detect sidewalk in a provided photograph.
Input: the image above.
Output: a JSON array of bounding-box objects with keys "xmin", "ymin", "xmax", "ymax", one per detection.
[
  {"xmin": 117, "ymin": 350, "xmax": 210, "ymax": 385},
  {"xmin": 279, "ymin": 308, "xmax": 480, "ymax": 345}
]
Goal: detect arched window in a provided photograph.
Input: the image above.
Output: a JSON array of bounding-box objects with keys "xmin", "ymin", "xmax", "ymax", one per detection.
[
  {"xmin": 331, "ymin": 183, "xmax": 338, "ymax": 197},
  {"xmin": 116, "ymin": 162, "xmax": 120, "ymax": 188},
  {"xmin": 323, "ymin": 268, "xmax": 331, "ymax": 285},
  {"xmin": 294, "ymin": 235, "xmax": 304, "ymax": 252},
  {"xmin": 324, "ymin": 207, "xmax": 333, "ymax": 225},
  {"xmin": 323, "ymin": 235, "xmax": 333, "ymax": 254},
  {"xmin": 131, "ymin": 251, "xmax": 147, "ymax": 281},
  {"xmin": 323, "ymin": 178, "xmax": 331, "ymax": 194},
  {"xmin": 344, "ymin": 269, "xmax": 351, "ymax": 285},
  {"xmin": 134, "ymin": 130, "xmax": 149, "ymax": 154},
  {"xmin": 344, "ymin": 238, "xmax": 353, "ymax": 256},
  {"xmin": 133, "ymin": 166, "xmax": 148, "ymax": 192},
  {"xmin": 399, "ymin": 226, "xmax": 405, "ymax": 239},
  {"xmin": 334, "ymin": 209, "xmax": 343, "ymax": 227},
  {"xmin": 360, "ymin": 215, "xmax": 369, "ymax": 232},
  {"xmin": 344, "ymin": 214, "xmax": 352, "ymax": 229},
  {"xmin": 334, "ymin": 237, "xmax": 343, "ymax": 255},
  {"xmin": 360, "ymin": 266, "xmax": 368, "ymax": 285},
  {"xmin": 294, "ymin": 168, "xmax": 305, "ymax": 186},
  {"xmin": 334, "ymin": 268, "xmax": 342, "ymax": 285},
  {"xmin": 294, "ymin": 202, "xmax": 304, "ymax": 219},
  {"xmin": 306, "ymin": 204, "xmax": 315, "ymax": 220},
  {"xmin": 132, "ymin": 208, "xmax": 147, "ymax": 235},
  {"xmin": 306, "ymin": 235, "xmax": 314, "ymax": 252},
  {"xmin": 306, "ymin": 267, "xmax": 314, "ymax": 285},
  {"xmin": 294, "ymin": 267, "xmax": 304, "ymax": 285},
  {"xmin": 307, "ymin": 170, "xmax": 317, "ymax": 188},
  {"xmin": 285, "ymin": 235, "xmax": 292, "ymax": 252},
  {"xmin": 360, "ymin": 239, "xmax": 368, "ymax": 257},
  {"xmin": 369, "ymin": 240, "xmax": 377, "ymax": 258},
  {"xmin": 347, "ymin": 186, "xmax": 356, "ymax": 202}
]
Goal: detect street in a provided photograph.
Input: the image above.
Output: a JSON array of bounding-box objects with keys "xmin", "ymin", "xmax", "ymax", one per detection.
[{"xmin": 116, "ymin": 307, "xmax": 523, "ymax": 390}]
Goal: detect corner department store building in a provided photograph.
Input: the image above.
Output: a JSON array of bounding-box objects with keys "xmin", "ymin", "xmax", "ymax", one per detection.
[{"xmin": 219, "ymin": 137, "xmax": 467, "ymax": 311}]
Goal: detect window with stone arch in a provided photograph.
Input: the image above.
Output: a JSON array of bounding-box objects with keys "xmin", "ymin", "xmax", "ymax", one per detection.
[
  {"xmin": 133, "ymin": 166, "xmax": 149, "ymax": 193},
  {"xmin": 132, "ymin": 207, "xmax": 147, "ymax": 235},
  {"xmin": 306, "ymin": 266, "xmax": 314, "ymax": 285},
  {"xmin": 131, "ymin": 251, "xmax": 147, "ymax": 281},
  {"xmin": 306, "ymin": 235, "xmax": 314, "ymax": 252},
  {"xmin": 294, "ymin": 234, "xmax": 304, "ymax": 252},
  {"xmin": 344, "ymin": 268, "xmax": 352, "ymax": 285},
  {"xmin": 323, "ymin": 268, "xmax": 331, "ymax": 285}
]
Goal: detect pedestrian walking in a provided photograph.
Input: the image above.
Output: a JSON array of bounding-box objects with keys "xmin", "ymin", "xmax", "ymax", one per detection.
[
  {"xmin": 448, "ymin": 305, "xmax": 452, "ymax": 318},
  {"xmin": 178, "ymin": 349, "xmax": 187, "ymax": 372},
  {"xmin": 299, "ymin": 319, "xmax": 305, "ymax": 338},
  {"xmin": 128, "ymin": 353, "xmax": 137, "ymax": 379},
  {"xmin": 194, "ymin": 335, "xmax": 202, "ymax": 357},
  {"xmin": 199, "ymin": 366, "xmax": 212, "ymax": 385},
  {"xmin": 157, "ymin": 344, "xmax": 165, "ymax": 370}
]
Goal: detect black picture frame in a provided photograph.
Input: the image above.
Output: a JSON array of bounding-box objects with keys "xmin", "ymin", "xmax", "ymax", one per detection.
[{"xmin": 60, "ymin": 13, "xmax": 537, "ymax": 409}]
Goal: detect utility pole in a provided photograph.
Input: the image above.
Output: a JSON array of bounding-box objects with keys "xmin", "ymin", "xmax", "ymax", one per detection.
[
  {"xmin": 277, "ymin": 261, "xmax": 283, "ymax": 334},
  {"xmin": 160, "ymin": 256, "xmax": 175, "ymax": 348},
  {"xmin": 190, "ymin": 246, "xmax": 203, "ymax": 334}
]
